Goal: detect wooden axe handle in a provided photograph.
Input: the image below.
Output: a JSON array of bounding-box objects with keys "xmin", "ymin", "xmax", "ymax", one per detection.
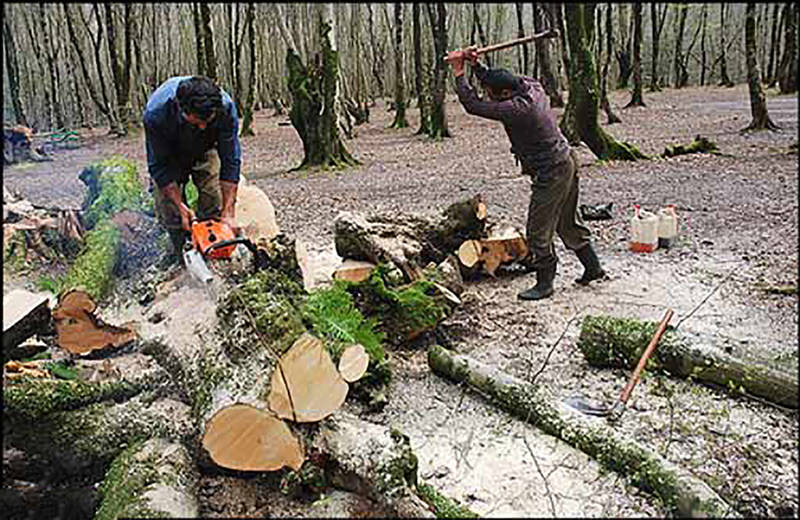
[
  {"xmin": 475, "ymin": 29, "xmax": 559, "ymax": 55},
  {"xmin": 618, "ymin": 308, "xmax": 674, "ymax": 405}
]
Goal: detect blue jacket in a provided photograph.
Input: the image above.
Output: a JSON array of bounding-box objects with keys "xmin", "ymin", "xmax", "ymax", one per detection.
[{"xmin": 143, "ymin": 76, "xmax": 241, "ymax": 188}]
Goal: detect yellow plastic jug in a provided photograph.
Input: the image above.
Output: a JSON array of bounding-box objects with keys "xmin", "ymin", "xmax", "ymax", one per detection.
[
  {"xmin": 630, "ymin": 205, "xmax": 659, "ymax": 253},
  {"xmin": 658, "ymin": 205, "xmax": 678, "ymax": 249}
]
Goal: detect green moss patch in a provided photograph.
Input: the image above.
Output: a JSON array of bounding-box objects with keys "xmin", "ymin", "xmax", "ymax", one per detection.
[
  {"xmin": 83, "ymin": 157, "xmax": 151, "ymax": 228},
  {"xmin": 60, "ymin": 220, "xmax": 120, "ymax": 300},
  {"xmin": 416, "ymin": 482, "xmax": 479, "ymax": 518},
  {"xmin": 4, "ymin": 377, "xmax": 141, "ymax": 420},
  {"xmin": 94, "ymin": 441, "xmax": 163, "ymax": 520}
]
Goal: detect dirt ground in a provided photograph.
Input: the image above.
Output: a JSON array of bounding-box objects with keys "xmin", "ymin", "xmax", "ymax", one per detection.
[{"xmin": 4, "ymin": 83, "xmax": 798, "ymax": 517}]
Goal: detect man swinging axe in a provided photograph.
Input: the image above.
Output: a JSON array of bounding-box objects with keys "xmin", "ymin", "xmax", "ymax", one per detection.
[{"xmin": 445, "ymin": 31, "xmax": 607, "ymax": 300}]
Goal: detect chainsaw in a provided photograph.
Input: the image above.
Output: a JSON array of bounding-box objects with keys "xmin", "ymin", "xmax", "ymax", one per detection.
[{"xmin": 182, "ymin": 218, "xmax": 266, "ymax": 284}]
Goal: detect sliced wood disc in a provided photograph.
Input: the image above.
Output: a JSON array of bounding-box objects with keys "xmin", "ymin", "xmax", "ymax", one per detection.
[
  {"xmin": 53, "ymin": 289, "xmax": 97, "ymax": 317},
  {"xmin": 333, "ymin": 259, "xmax": 376, "ymax": 283},
  {"xmin": 457, "ymin": 240, "xmax": 482, "ymax": 268},
  {"xmin": 268, "ymin": 333, "xmax": 348, "ymax": 422},
  {"xmin": 203, "ymin": 404, "xmax": 304, "ymax": 471},
  {"xmin": 338, "ymin": 344, "xmax": 369, "ymax": 383},
  {"xmin": 51, "ymin": 290, "xmax": 136, "ymax": 355}
]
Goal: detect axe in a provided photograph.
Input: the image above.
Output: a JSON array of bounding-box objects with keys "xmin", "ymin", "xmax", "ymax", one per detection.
[{"xmin": 443, "ymin": 29, "xmax": 559, "ymax": 63}]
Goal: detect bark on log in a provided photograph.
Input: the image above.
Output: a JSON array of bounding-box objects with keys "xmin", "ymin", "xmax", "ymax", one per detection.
[
  {"xmin": 578, "ymin": 315, "xmax": 799, "ymax": 409},
  {"xmin": 2, "ymin": 290, "xmax": 51, "ymax": 357},
  {"xmin": 457, "ymin": 224, "xmax": 529, "ymax": 277},
  {"xmin": 334, "ymin": 195, "xmax": 487, "ymax": 281},
  {"xmin": 4, "ymin": 393, "xmax": 193, "ymax": 479},
  {"xmin": 427, "ymin": 345, "xmax": 737, "ymax": 518},
  {"xmin": 312, "ymin": 411, "xmax": 435, "ymax": 518},
  {"xmin": 94, "ymin": 437, "xmax": 199, "ymax": 520}
]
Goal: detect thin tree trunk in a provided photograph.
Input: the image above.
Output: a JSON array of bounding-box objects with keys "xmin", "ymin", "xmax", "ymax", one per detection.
[
  {"xmin": 240, "ymin": 3, "xmax": 257, "ymax": 137},
  {"xmin": 413, "ymin": 3, "xmax": 431, "ymax": 135},
  {"xmin": 680, "ymin": 6, "xmax": 705, "ymax": 88},
  {"xmin": 700, "ymin": 3, "xmax": 709, "ymax": 86},
  {"xmin": 3, "ymin": 5, "xmax": 28, "ymax": 126},
  {"xmin": 104, "ymin": 3, "xmax": 127, "ymax": 135},
  {"xmin": 554, "ymin": 3, "xmax": 571, "ymax": 91},
  {"xmin": 367, "ymin": 5, "xmax": 386, "ymax": 99},
  {"xmin": 776, "ymin": 2, "xmax": 798, "ymax": 94},
  {"xmin": 39, "ymin": 4, "xmax": 64, "ymax": 130},
  {"xmin": 515, "ymin": 3, "xmax": 529, "ymax": 75},
  {"xmin": 601, "ymin": 3, "xmax": 621, "ymax": 123},
  {"xmin": 193, "ymin": 3, "xmax": 206, "ymax": 76},
  {"xmin": 615, "ymin": 3, "xmax": 633, "ymax": 89},
  {"xmin": 390, "ymin": 3, "xmax": 409, "ymax": 128},
  {"xmin": 625, "ymin": 3, "xmax": 646, "ymax": 107},
  {"xmin": 718, "ymin": 4, "xmax": 735, "ymax": 87},
  {"xmin": 672, "ymin": 4, "xmax": 688, "ymax": 88},
  {"xmin": 200, "ymin": 4, "xmax": 217, "ymax": 82},
  {"xmin": 425, "ymin": 3, "xmax": 451, "ymax": 139},
  {"xmin": 743, "ymin": 3, "xmax": 780, "ymax": 131},
  {"xmin": 472, "ymin": 4, "xmax": 491, "ymax": 68},
  {"xmin": 766, "ymin": 3, "xmax": 781, "ymax": 86},
  {"xmin": 533, "ymin": 3, "xmax": 564, "ymax": 107},
  {"xmin": 563, "ymin": 4, "xmax": 646, "ymax": 160}
]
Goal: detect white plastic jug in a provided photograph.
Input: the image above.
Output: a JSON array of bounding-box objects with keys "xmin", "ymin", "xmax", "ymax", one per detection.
[
  {"xmin": 657, "ymin": 205, "xmax": 678, "ymax": 249},
  {"xmin": 630, "ymin": 205, "xmax": 659, "ymax": 253}
]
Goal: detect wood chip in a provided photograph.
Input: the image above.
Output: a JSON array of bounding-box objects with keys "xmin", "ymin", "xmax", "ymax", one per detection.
[
  {"xmin": 338, "ymin": 344, "xmax": 369, "ymax": 383},
  {"xmin": 333, "ymin": 259, "xmax": 377, "ymax": 283},
  {"xmin": 51, "ymin": 290, "xmax": 137, "ymax": 355},
  {"xmin": 268, "ymin": 333, "xmax": 348, "ymax": 422}
]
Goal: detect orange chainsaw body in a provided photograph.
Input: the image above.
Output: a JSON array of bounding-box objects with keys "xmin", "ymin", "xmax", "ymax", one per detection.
[{"xmin": 190, "ymin": 219, "xmax": 237, "ymax": 259}]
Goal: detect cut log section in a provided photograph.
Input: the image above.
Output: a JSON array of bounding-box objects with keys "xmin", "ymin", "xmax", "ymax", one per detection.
[
  {"xmin": 338, "ymin": 344, "xmax": 369, "ymax": 383},
  {"xmin": 2, "ymin": 289, "xmax": 51, "ymax": 356},
  {"xmin": 333, "ymin": 259, "xmax": 377, "ymax": 283},
  {"xmin": 427, "ymin": 345, "xmax": 736, "ymax": 518},
  {"xmin": 202, "ymin": 404, "xmax": 304, "ymax": 471},
  {"xmin": 51, "ymin": 289, "xmax": 137, "ymax": 355},
  {"xmin": 235, "ymin": 183, "xmax": 280, "ymax": 243},
  {"xmin": 457, "ymin": 225, "xmax": 529, "ymax": 277},
  {"xmin": 268, "ymin": 333, "xmax": 349, "ymax": 422},
  {"xmin": 578, "ymin": 315, "xmax": 799, "ymax": 409}
]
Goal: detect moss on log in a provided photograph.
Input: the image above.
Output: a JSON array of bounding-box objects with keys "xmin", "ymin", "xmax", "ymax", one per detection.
[
  {"xmin": 416, "ymin": 482, "xmax": 479, "ymax": 518},
  {"xmin": 95, "ymin": 438, "xmax": 199, "ymax": 520},
  {"xmin": 578, "ymin": 315, "xmax": 798, "ymax": 408},
  {"xmin": 662, "ymin": 135, "xmax": 720, "ymax": 158},
  {"xmin": 428, "ymin": 345, "xmax": 737, "ymax": 518},
  {"xmin": 3, "ymin": 353, "xmax": 170, "ymax": 419},
  {"xmin": 79, "ymin": 157, "xmax": 151, "ymax": 228},
  {"xmin": 59, "ymin": 221, "xmax": 120, "ymax": 301},
  {"xmin": 5, "ymin": 393, "xmax": 193, "ymax": 479}
]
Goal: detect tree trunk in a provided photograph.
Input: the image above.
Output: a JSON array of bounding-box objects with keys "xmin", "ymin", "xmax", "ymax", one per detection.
[
  {"xmin": 600, "ymin": 3, "xmax": 621, "ymax": 124},
  {"xmin": 700, "ymin": 3, "xmax": 709, "ymax": 86},
  {"xmin": 515, "ymin": 3, "xmax": 529, "ymax": 75},
  {"xmin": 413, "ymin": 3, "xmax": 431, "ymax": 135},
  {"xmin": 104, "ymin": 3, "xmax": 128, "ymax": 135},
  {"xmin": 390, "ymin": 3, "xmax": 409, "ymax": 129},
  {"xmin": 649, "ymin": 3, "xmax": 662, "ymax": 92},
  {"xmin": 625, "ymin": 2, "xmax": 646, "ymax": 107},
  {"xmin": 563, "ymin": 4, "xmax": 646, "ymax": 160},
  {"xmin": 472, "ymin": 4, "xmax": 491, "ymax": 68},
  {"xmin": 615, "ymin": 4, "xmax": 633, "ymax": 89},
  {"xmin": 39, "ymin": 4, "xmax": 64, "ymax": 131},
  {"xmin": 718, "ymin": 4, "xmax": 735, "ymax": 87},
  {"xmin": 533, "ymin": 3, "xmax": 564, "ymax": 108},
  {"xmin": 578, "ymin": 315, "xmax": 797, "ymax": 408},
  {"xmin": 743, "ymin": 3, "xmax": 780, "ymax": 131},
  {"xmin": 777, "ymin": 2, "xmax": 798, "ymax": 94},
  {"xmin": 200, "ymin": 4, "xmax": 217, "ymax": 81},
  {"xmin": 367, "ymin": 5, "xmax": 386, "ymax": 99},
  {"xmin": 425, "ymin": 3, "xmax": 451, "ymax": 139},
  {"xmin": 672, "ymin": 4, "xmax": 689, "ymax": 88},
  {"xmin": 3, "ymin": 6, "xmax": 28, "ymax": 126},
  {"xmin": 239, "ymin": 3, "xmax": 257, "ymax": 136},
  {"xmin": 427, "ymin": 345, "xmax": 737, "ymax": 518},
  {"xmin": 766, "ymin": 3, "xmax": 782, "ymax": 87},
  {"xmin": 192, "ymin": 3, "xmax": 206, "ymax": 76},
  {"xmin": 285, "ymin": 13, "xmax": 358, "ymax": 170}
]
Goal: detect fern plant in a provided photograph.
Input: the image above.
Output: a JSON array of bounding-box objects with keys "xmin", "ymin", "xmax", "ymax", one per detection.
[{"xmin": 302, "ymin": 282, "xmax": 385, "ymax": 364}]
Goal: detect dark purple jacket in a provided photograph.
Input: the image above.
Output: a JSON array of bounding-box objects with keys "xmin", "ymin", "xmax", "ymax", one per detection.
[{"xmin": 455, "ymin": 65, "xmax": 570, "ymax": 175}]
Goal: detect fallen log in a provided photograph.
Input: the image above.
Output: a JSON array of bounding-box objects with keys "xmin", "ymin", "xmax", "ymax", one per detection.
[
  {"xmin": 427, "ymin": 345, "xmax": 737, "ymax": 518},
  {"xmin": 4, "ymin": 393, "xmax": 193, "ymax": 478},
  {"xmin": 662, "ymin": 135, "xmax": 720, "ymax": 158},
  {"xmin": 94, "ymin": 437, "xmax": 199, "ymax": 520},
  {"xmin": 2, "ymin": 289, "xmax": 51, "ymax": 357},
  {"xmin": 578, "ymin": 315, "xmax": 799, "ymax": 409},
  {"xmin": 312, "ymin": 412, "xmax": 435, "ymax": 518},
  {"xmin": 334, "ymin": 194, "xmax": 487, "ymax": 281}
]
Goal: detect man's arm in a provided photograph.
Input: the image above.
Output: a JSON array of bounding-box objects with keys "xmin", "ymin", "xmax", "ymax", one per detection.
[
  {"xmin": 216, "ymin": 102, "xmax": 242, "ymax": 229},
  {"xmin": 454, "ymin": 64, "xmax": 520, "ymax": 123},
  {"xmin": 144, "ymin": 114, "xmax": 195, "ymax": 230}
]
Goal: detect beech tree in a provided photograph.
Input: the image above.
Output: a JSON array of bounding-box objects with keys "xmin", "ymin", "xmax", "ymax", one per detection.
[
  {"xmin": 3, "ymin": 4, "xmax": 28, "ymax": 126},
  {"xmin": 624, "ymin": 2, "xmax": 645, "ymax": 108},
  {"xmin": 776, "ymin": 2, "xmax": 798, "ymax": 94},
  {"xmin": 389, "ymin": 3, "xmax": 409, "ymax": 129},
  {"xmin": 425, "ymin": 3, "xmax": 451, "ymax": 139},
  {"xmin": 743, "ymin": 3, "xmax": 779, "ymax": 132}
]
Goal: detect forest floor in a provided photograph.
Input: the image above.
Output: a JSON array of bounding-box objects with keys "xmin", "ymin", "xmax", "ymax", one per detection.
[{"xmin": 4, "ymin": 83, "xmax": 798, "ymax": 517}]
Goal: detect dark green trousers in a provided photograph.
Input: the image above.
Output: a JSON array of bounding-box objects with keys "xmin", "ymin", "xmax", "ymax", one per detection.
[
  {"xmin": 153, "ymin": 149, "xmax": 223, "ymax": 231},
  {"xmin": 524, "ymin": 149, "xmax": 592, "ymax": 270}
]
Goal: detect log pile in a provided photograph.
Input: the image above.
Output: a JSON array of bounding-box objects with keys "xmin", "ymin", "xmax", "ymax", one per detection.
[{"xmin": 578, "ymin": 315, "xmax": 799, "ymax": 409}]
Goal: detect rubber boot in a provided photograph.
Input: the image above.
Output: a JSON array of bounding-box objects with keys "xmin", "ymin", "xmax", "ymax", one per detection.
[
  {"xmin": 517, "ymin": 261, "xmax": 556, "ymax": 300},
  {"xmin": 574, "ymin": 244, "xmax": 607, "ymax": 285},
  {"xmin": 161, "ymin": 229, "xmax": 187, "ymax": 268}
]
